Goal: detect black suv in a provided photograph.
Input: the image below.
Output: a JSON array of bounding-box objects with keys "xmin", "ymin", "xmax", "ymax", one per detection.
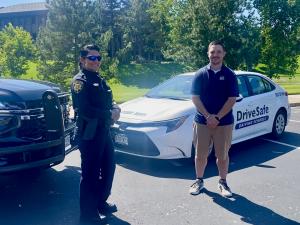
[{"xmin": 0, "ymin": 78, "xmax": 76, "ymax": 173}]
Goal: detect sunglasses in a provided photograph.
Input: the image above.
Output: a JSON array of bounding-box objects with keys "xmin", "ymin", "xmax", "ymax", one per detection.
[{"xmin": 86, "ymin": 55, "xmax": 102, "ymax": 61}]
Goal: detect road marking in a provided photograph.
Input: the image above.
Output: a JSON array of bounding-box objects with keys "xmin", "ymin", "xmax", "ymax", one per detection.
[
  {"xmin": 290, "ymin": 120, "xmax": 300, "ymax": 123},
  {"xmin": 262, "ymin": 138, "xmax": 300, "ymax": 149}
]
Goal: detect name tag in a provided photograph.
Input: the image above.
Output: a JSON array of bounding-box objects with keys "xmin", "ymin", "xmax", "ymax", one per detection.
[
  {"xmin": 93, "ymin": 83, "xmax": 99, "ymax": 86},
  {"xmin": 220, "ymin": 76, "xmax": 225, "ymax": 80}
]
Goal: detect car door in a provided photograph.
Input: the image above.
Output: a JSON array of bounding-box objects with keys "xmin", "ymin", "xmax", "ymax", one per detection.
[{"xmin": 233, "ymin": 74, "xmax": 275, "ymax": 142}]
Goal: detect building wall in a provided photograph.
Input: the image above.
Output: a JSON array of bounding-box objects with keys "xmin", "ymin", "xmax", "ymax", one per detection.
[{"xmin": 0, "ymin": 10, "xmax": 48, "ymax": 39}]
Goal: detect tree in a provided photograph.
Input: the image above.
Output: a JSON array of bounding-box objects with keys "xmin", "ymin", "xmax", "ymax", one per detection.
[
  {"xmin": 101, "ymin": 0, "xmax": 129, "ymax": 58},
  {"xmin": 36, "ymin": 0, "xmax": 97, "ymax": 86},
  {"xmin": 148, "ymin": 0, "xmax": 173, "ymax": 59},
  {"xmin": 122, "ymin": 0, "xmax": 164, "ymax": 62},
  {"xmin": 150, "ymin": 0, "xmax": 261, "ymax": 70},
  {"xmin": 254, "ymin": 0, "xmax": 300, "ymax": 78},
  {"xmin": 0, "ymin": 23, "xmax": 36, "ymax": 78}
]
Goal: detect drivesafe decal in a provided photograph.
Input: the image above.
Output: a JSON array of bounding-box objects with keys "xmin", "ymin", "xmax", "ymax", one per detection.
[{"xmin": 235, "ymin": 105, "xmax": 269, "ymax": 129}]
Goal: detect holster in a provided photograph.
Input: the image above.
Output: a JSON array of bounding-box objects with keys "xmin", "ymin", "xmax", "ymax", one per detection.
[{"xmin": 77, "ymin": 116, "xmax": 98, "ymax": 140}]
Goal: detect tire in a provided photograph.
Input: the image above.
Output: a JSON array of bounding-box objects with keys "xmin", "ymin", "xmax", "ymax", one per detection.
[{"xmin": 271, "ymin": 109, "xmax": 286, "ymax": 139}]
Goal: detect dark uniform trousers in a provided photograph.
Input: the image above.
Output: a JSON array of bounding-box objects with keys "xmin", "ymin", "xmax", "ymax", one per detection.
[{"xmin": 79, "ymin": 125, "xmax": 115, "ymax": 217}]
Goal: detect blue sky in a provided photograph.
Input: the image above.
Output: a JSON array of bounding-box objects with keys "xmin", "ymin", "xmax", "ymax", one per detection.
[{"xmin": 0, "ymin": 0, "xmax": 45, "ymax": 7}]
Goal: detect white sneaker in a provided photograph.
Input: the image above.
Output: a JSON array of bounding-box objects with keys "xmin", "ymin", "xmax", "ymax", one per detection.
[
  {"xmin": 189, "ymin": 179, "xmax": 204, "ymax": 195},
  {"xmin": 218, "ymin": 179, "xmax": 232, "ymax": 197}
]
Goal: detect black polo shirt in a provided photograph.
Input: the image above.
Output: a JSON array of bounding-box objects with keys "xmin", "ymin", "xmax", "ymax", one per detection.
[{"xmin": 191, "ymin": 64, "xmax": 239, "ymax": 125}]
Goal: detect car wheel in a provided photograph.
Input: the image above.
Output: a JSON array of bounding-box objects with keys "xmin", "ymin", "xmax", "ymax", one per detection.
[{"xmin": 271, "ymin": 109, "xmax": 286, "ymax": 139}]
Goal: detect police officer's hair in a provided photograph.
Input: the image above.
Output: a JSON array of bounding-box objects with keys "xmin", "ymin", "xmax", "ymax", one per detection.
[
  {"xmin": 80, "ymin": 44, "xmax": 100, "ymax": 57},
  {"xmin": 208, "ymin": 40, "xmax": 225, "ymax": 51}
]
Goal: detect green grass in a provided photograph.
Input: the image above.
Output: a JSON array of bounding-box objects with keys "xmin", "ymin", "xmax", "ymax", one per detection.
[
  {"xmin": 255, "ymin": 57, "xmax": 300, "ymax": 95},
  {"xmin": 111, "ymin": 61, "xmax": 192, "ymax": 102},
  {"xmin": 22, "ymin": 59, "xmax": 300, "ymax": 102},
  {"xmin": 109, "ymin": 82, "xmax": 149, "ymax": 103},
  {"xmin": 274, "ymin": 76, "xmax": 300, "ymax": 95}
]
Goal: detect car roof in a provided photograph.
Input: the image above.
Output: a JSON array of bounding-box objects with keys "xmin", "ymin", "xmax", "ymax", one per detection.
[
  {"xmin": 178, "ymin": 70, "xmax": 275, "ymax": 84},
  {"xmin": 179, "ymin": 70, "xmax": 265, "ymax": 76}
]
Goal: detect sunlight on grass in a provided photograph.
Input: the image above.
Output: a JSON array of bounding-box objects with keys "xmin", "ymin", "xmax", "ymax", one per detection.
[
  {"xmin": 256, "ymin": 58, "xmax": 300, "ymax": 95},
  {"xmin": 20, "ymin": 60, "xmax": 300, "ymax": 98},
  {"xmin": 109, "ymin": 82, "xmax": 149, "ymax": 103}
]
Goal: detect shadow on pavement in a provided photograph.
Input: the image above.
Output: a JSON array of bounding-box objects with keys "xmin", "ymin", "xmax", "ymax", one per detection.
[
  {"xmin": 0, "ymin": 166, "xmax": 129, "ymax": 225},
  {"xmin": 275, "ymin": 131, "xmax": 300, "ymax": 147},
  {"xmin": 203, "ymin": 189, "xmax": 299, "ymax": 225},
  {"xmin": 116, "ymin": 135, "xmax": 299, "ymax": 180}
]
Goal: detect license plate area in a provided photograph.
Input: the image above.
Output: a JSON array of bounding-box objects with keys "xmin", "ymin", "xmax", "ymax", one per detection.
[{"xmin": 115, "ymin": 133, "xmax": 128, "ymax": 146}]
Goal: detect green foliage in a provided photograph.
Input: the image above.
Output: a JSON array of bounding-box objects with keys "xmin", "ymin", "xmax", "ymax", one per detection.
[
  {"xmin": 36, "ymin": 0, "xmax": 97, "ymax": 87},
  {"xmin": 21, "ymin": 61, "xmax": 38, "ymax": 79},
  {"xmin": 254, "ymin": 0, "xmax": 300, "ymax": 78},
  {"xmin": 150, "ymin": 0, "xmax": 260, "ymax": 70},
  {"xmin": 36, "ymin": 0, "xmax": 120, "ymax": 88},
  {"xmin": 122, "ymin": 0, "xmax": 164, "ymax": 62},
  {"xmin": 0, "ymin": 23, "xmax": 36, "ymax": 78}
]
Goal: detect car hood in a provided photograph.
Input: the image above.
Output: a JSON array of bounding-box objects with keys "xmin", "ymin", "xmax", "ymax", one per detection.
[
  {"xmin": 0, "ymin": 79, "xmax": 62, "ymax": 104},
  {"xmin": 119, "ymin": 96, "xmax": 195, "ymax": 122}
]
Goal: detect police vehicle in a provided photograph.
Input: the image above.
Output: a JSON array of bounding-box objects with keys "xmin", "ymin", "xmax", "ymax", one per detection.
[
  {"xmin": 111, "ymin": 71, "xmax": 291, "ymax": 159},
  {"xmin": 0, "ymin": 78, "xmax": 76, "ymax": 173}
]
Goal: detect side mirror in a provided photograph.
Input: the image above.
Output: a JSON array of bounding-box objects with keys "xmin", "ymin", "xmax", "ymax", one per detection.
[{"xmin": 236, "ymin": 94, "xmax": 243, "ymax": 102}]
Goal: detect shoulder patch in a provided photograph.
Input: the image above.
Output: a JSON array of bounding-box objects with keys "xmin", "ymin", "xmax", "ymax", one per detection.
[{"xmin": 73, "ymin": 80, "xmax": 84, "ymax": 93}]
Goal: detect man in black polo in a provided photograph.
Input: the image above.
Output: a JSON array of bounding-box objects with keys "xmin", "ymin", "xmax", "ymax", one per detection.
[{"xmin": 189, "ymin": 40, "xmax": 239, "ymax": 197}]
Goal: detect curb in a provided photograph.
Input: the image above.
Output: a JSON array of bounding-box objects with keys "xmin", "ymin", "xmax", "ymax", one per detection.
[{"xmin": 290, "ymin": 103, "xmax": 300, "ymax": 107}]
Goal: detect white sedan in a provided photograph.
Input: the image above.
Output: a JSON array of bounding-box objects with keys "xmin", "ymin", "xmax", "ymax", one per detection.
[{"xmin": 111, "ymin": 71, "xmax": 291, "ymax": 159}]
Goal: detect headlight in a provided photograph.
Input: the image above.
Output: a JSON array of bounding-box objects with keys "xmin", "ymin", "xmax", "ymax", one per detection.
[
  {"xmin": 0, "ymin": 115, "xmax": 20, "ymax": 134},
  {"xmin": 164, "ymin": 116, "xmax": 189, "ymax": 133},
  {"xmin": 138, "ymin": 115, "xmax": 189, "ymax": 133}
]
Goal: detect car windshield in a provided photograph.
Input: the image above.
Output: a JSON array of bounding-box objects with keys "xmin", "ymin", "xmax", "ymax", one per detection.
[{"xmin": 146, "ymin": 75, "xmax": 193, "ymax": 100}]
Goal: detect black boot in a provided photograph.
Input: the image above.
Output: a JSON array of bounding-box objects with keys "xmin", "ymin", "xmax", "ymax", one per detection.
[{"xmin": 98, "ymin": 202, "xmax": 117, "ymax": 215}]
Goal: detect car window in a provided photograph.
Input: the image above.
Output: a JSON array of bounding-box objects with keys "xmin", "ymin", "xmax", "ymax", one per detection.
[
  {"xmin": 146, "ymin": 75, "xmax": 193, "ymax": 100},
  {"xmin": 248, "ymin": 75, "xmax": 266, "ymax": 95},
  {"xmin": 237, "ymin": 76, "xmax": 249, "ymax": 98},
  {"xmin": 262, "ymin": 78, "xmax": 275, "ymax": 92}
]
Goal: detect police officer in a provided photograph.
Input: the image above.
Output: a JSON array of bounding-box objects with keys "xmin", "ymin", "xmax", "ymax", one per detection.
[{"xmin": 71, "ymin": 44, "xmax": 121, "ymax": 224}]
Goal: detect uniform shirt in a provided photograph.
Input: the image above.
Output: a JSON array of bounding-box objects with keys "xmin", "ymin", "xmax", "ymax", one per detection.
[
  {"xmin": 191, "ymin": 64, "xmax": 239, "ymax": 125},
  {"xmin": 71, "ymin": 69, "xmax": 113, "ymax": 139}
]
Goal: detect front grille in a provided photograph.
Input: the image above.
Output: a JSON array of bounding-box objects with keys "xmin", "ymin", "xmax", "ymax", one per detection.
[
  {"xmin": 18, "ymin": 93, "xmax": 70, "ymax": 140},
  {"xmin": 17, "ymin": 116, "xmax": 47, "ymax": 141},
  {"xmin": 25, "ymin": 99, "xmax": 43, "ymax": 109},
  {"xmin": 111, "ymin": 127, "xmax": 160, "ymax": 156},
  {"xmin": 58, "ymin": 93, "xmax": 71, "ymax": 128}
]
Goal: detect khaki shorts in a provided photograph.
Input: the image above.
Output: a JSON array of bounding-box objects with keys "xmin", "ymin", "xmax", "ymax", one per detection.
[{"xmin": 193, "ymin": 122, "xmax": 233, "ymax": 160}]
